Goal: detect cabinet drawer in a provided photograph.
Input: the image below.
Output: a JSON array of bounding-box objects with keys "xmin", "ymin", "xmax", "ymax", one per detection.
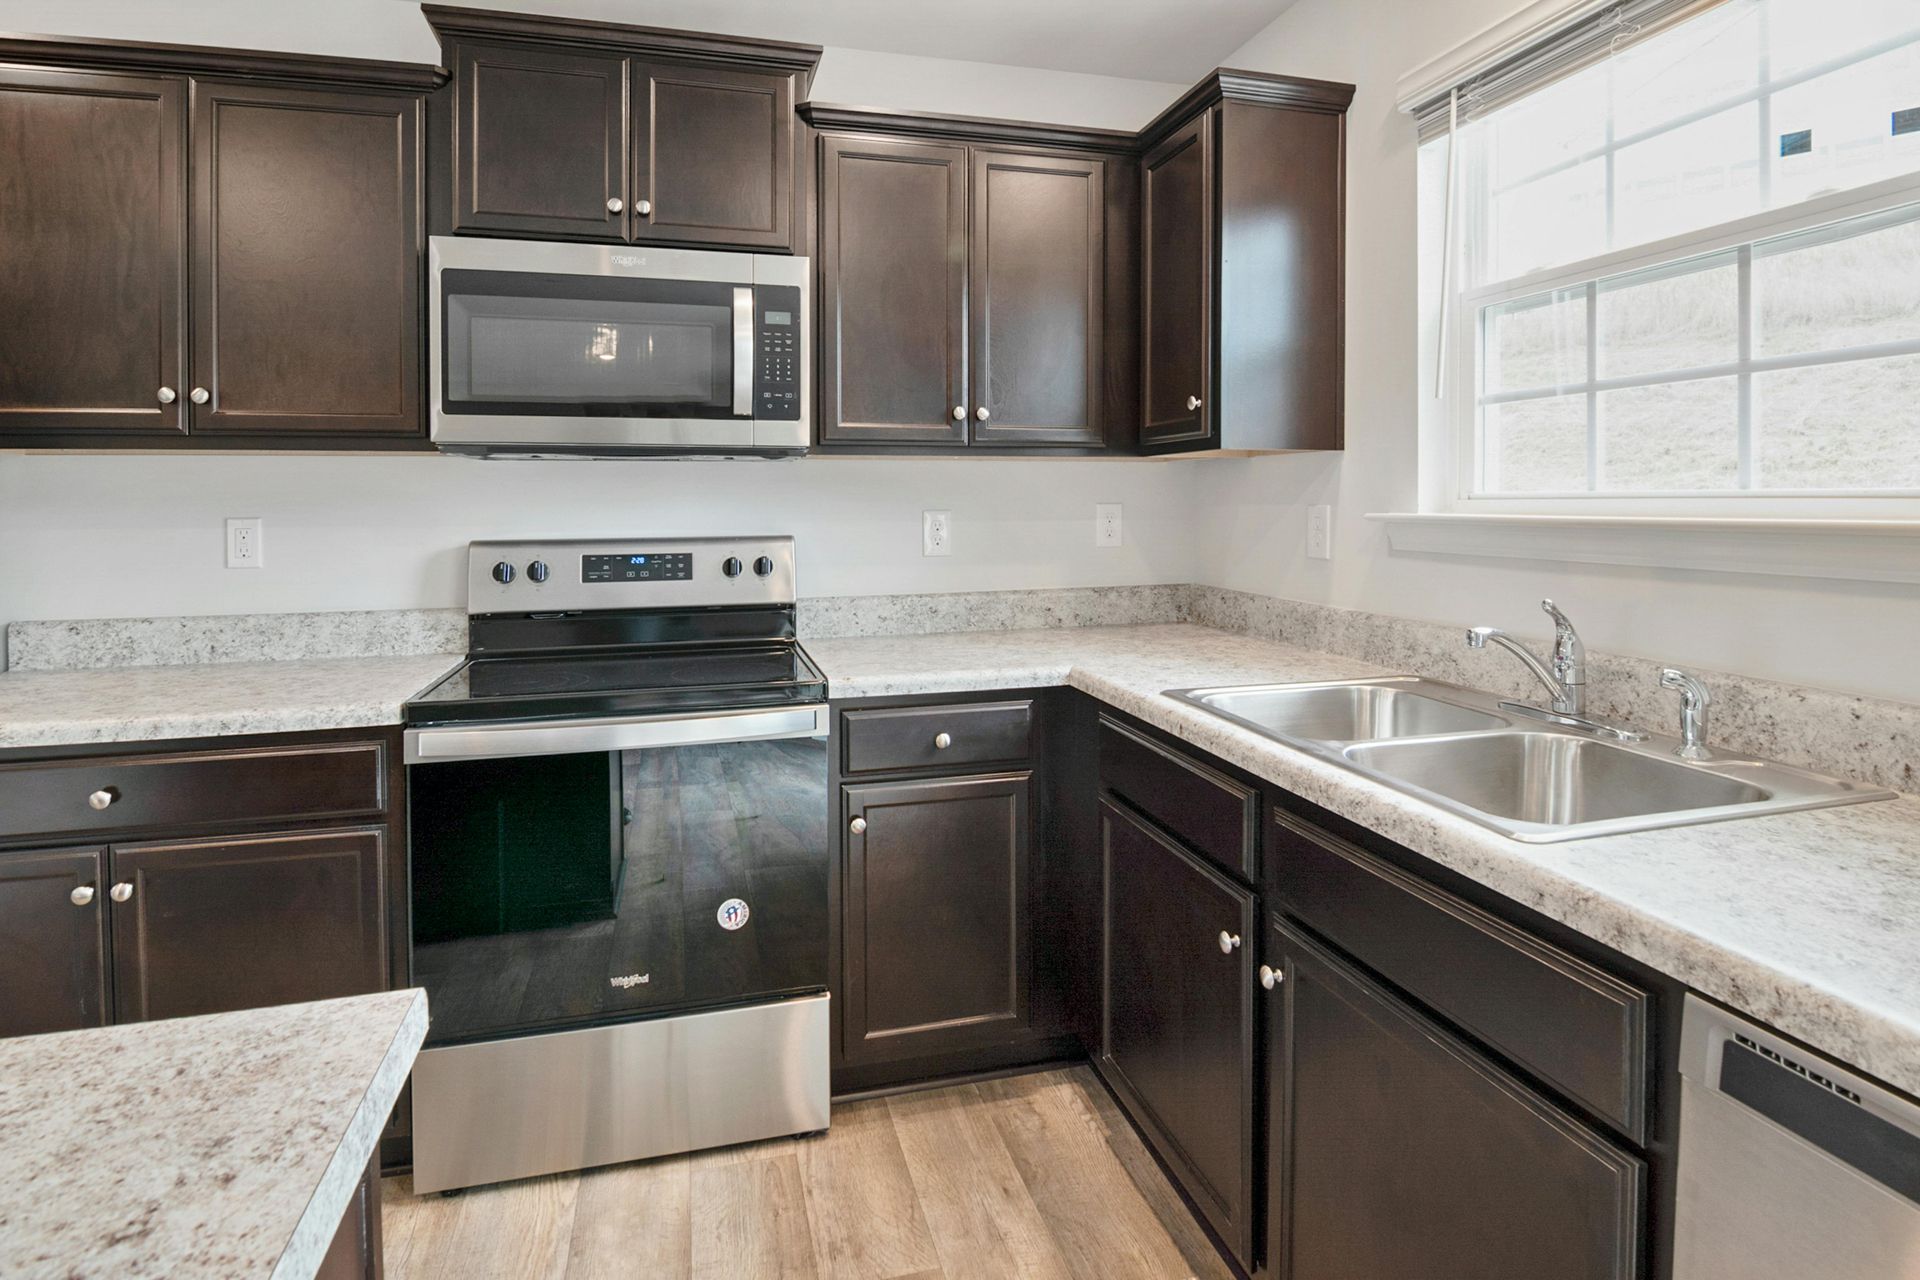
[
  {"xmin": 1272, "ymin": 810, "xmax": 1649, "ymax": 1141},
  {"xmin": 1098, "ymin": 716, "xmax": 1255, "ymax": 881},
  {"xmin": 0, "ymin": 742, "xmax": 388, "ymax": 843},
  {"xmin": 841, "ymin": 701, "xmax": 1032, "ymax": 774}
]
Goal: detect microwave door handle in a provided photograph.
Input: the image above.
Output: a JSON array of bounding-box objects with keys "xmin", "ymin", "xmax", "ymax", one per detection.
[{"xmin": 732, "ymin": 286, "xmax": 754, "ymax": 417}]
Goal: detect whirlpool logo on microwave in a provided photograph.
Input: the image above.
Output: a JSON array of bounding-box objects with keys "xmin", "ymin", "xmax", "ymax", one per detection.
[
  {"xmin": 609, "ymin": 973, "xmax": 651, "ymax": 989},
  {"xmin": 610, "ymin": 254, "xmax": 648, "ymax": 268}
]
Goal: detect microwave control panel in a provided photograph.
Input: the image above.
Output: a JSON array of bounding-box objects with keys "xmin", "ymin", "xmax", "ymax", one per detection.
[{"xmin": 753, "ymin": 284, "xmax": 803, "ymax": 421}]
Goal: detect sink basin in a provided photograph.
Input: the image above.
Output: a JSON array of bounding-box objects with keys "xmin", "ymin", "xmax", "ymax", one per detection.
[
  {"xmin": 1170, "ymin": 678, "xmax": 1506, "ymax": 743},
  {"xmin": 1163, "ymin": 675, "xmax": 1895, "ymax": 842},
  {"xmin": 1344, "ymin": 732, "xmax": 1770, "ymax": 827}
]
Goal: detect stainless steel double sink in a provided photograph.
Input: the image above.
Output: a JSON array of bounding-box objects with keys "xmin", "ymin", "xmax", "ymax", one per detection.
[{"xmin": 1165, "ymin": 677, "xmax": 1893, "ymax": 843}]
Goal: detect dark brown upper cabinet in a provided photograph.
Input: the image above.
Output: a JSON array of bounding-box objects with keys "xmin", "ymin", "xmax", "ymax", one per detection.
[
  {"xmin": 425, "ymin": 6, "xmax": 818, "ymax": 254},
  {"xmin": 816, "ymin": 135, "xmax": 970, "ymax": 446},
  {"xmin": 0, "ymin": 67, "xmax": 186, "ymax": 439},
  {"xmin": 804, "ymin": 106, "xmax": 1138, "ymax": 453},
  {"xmin": 0, "ymin": 39, "xmax": 435, "ymax": 450},
  {"xmin": 191, "ymin": 80, "xmax": 422, "ymax": 438},
  {"xmin": 450, "ymin": 41, "xmax": 627, "ymax": 240},
  {"xmin": 1137, "ymin": 71, "xmax": 1354, "ymax": 455}
]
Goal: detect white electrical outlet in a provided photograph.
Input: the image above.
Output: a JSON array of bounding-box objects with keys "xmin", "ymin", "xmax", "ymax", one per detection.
[
  {"xmin": 225, "ymin": 517, "xmax": 264, "ymax": 569},
  {"xmin": 1306, "ymin": 505, "xmax": 1332, "ymax": 561},
  {"xmin": 922, "ymin": 510, "xmax": 952, "ymax": 557},
  {"xmin": 1094, "ymin": 503, "xmax": 1123, "ymax": 547}
]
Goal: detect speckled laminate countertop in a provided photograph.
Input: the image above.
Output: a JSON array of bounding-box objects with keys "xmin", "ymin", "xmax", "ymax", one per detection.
[
  {"xmin": 0, "ymin": 652, "xmax": 463, "ymax": 749},
  {"xmin": 0, "ymin": 988, "xmax": 427, "ymax": 1279},
  {"xmin": 805, "ymin": 623, "xmax": 1920, "ymax": 1099}
]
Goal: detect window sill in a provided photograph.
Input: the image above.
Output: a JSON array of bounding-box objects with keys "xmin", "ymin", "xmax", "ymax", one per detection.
[{"xmin": 1366, "ymin": 513, "xmax": 1920, "ymax": 584}]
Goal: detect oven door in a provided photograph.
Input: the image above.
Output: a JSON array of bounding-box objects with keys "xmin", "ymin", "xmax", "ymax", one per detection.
[
  {"xmin": 428, "ymin": 237, "xmax": 807, "ymax": 456},
  {"xmin": 406, "ymin": 706, "xmax": 829, "ymax": 1047}
]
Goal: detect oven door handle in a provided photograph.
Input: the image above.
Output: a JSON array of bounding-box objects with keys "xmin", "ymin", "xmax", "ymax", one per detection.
[
  {"xmin": 732, "ymin": 286, "xmax": 754, "ymax": 417},
  {"xmin": 406, "ymin": 704, "xmax": 828, "ymax": 764}
]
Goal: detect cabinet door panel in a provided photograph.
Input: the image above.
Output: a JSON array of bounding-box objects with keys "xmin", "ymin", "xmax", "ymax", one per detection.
[
  {"xmin": 634, "ymin": 62, "xmax": 792, "ymax": 250},
  {"xmin": 1140, "ymin": 112, "xmax": 1212, "ymax": 449},
  {"xmin": 0, "ymin": 68, "xmax": 185, "ymax": 437},
  {"xmin": 970, "ymin": 150, "xmax": 1104, "ymax": 446},
  {"xmin": 111, "ymin": 827, "xmax": 388, "ymax": 1023},
  {"xmin": 0, "ymin": 847, "xmax": 108, "ymax": 1037},
  {"xmin": 1100, "ymin": 799, "xmax": 1255, "ymax": 1268},
  {"xmin": 818, "ymin": 136, "xmax": 967, "ymax": 445},
  {"xmin": 841, "ymin": 774, "xmax": 1030, "ymax": 1061},
  {"xmin": 190, "ymin": 81, "xmax": 420, "ymax": 436},
  {"xmin": 453, "ymin": 42, "xmax": 626, "ymax": 239},
  {"xmin": 1269, "ymin": 919, "xmax": 1644, "ymax": 1280}
]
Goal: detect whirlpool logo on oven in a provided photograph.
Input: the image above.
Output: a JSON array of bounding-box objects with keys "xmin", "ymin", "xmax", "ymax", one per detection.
[{"xmin": 609, "ymin": 973, "xmax": 651, "ymax": 990}]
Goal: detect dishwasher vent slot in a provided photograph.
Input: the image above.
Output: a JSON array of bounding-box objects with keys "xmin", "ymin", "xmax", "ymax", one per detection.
[{"xmin": 1732, "ymin": 1032, "xmax": 1862, "ymax": 1105}]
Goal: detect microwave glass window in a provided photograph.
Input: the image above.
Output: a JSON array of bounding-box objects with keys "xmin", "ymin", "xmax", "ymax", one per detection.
[{"xmin": 440, "ymin": 270, "xmax": 748, "ymax": 419}]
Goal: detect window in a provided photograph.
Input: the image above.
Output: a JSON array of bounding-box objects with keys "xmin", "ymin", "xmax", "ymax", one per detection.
[{"xmin": 1430, "ymin": 0, "xmax": 1920, "ymax": 511}]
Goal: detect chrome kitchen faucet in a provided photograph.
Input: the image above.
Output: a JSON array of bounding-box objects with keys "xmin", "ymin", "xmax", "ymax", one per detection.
[{"xmin": 1466, "ymin": 598, "xmax": 1586, "ymax": 715}]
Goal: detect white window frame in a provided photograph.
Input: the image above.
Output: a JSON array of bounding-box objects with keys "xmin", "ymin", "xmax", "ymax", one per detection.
[{"xmin": 1442, "ymin": 169, "xmax": 1920, "ymax": 519}]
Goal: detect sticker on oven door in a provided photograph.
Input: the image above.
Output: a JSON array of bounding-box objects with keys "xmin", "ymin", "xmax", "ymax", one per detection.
[{"xmin": 717, "ymin": 898, "xmax": 751, "ymax": 930}]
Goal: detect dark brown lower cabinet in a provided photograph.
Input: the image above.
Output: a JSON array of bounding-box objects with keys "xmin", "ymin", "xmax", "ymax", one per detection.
[
  {"xmin": 840, "ymin": 773, "xmax": 1032, "ymax": 1062},
  {"xmin": 0, "ymin": 846, "xmax": 109, "ymax": 1037},
  {"xmin": 1099, "ymin": 799, "xmax": 1256, "ymax": 1270},
  {"xmin": 315, "ymin": 1155, "xmax": 384, "ymax": 1280},
  {"xmin": 110, "ymin": 827, "xmax": 389, "ymax": 1023},
  {"xmin": 1266, "ymin": 917, "xmax": 1644, "ymax": 1280}
]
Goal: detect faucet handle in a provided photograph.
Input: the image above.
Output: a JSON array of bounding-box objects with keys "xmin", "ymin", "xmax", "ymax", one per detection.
[{"xmin": 1541, "ymin": 598, "xmax": 1576, "ymax": 634}]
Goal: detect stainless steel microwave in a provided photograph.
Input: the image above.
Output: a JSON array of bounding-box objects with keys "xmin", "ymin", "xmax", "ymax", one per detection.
[{"xmin": 428, "ymin": 236, "xmax": 809, "ymax": 457}]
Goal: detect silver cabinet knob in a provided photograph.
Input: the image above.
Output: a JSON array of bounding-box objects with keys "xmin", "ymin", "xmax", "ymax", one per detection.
[
  {"xmin": 607, "ymin": 197, "xmax": 624, "ymax": 213},
  {"xmin": 109, "ymin": 882, "xmax": 133, "ymax": 903},
  {"xmin": 952, "ymin": 405, "xmax": 965, "ymax": 421},
  {"xmin": 70, "ymin": 885, "xmax": 95, "ymax": 907},
  {"xmin": 87, "ymin": 788, "xmax": 115, "ymax": 811},
  {"xmin": 933, "ymin": 732, "xmax": 952, "ymax": 750},
  {"xmin": 1186, "ymin": 395, "xmax": 1202, "ymax": 411},
  {"xmin": 1260, "ymin": 964, "xmax": 1282, "ymax": 990},
  {"xmin": 189, "ymin": 387, "xmax": 210, "ymax": 405},
  {"xmin": 849, "ymin": 816, "xmax": 867, "ymax": 835},
  {"xmin": 975, "ymin": 406, "xmax": 990, "ymax": 421},
  {"xmin": 156, "ymin": 386, "xmax": 177, "ymax": 404},
  {"xmin": 1219, "ymin": 931, "xmax": 1242, "ymax": 954},
  {"xmin": 636, "ymin": 199, "xmax": 652, "ymax": 216}
]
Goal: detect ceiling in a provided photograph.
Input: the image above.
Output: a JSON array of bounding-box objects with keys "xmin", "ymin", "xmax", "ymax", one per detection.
[{"xmin": 425, "ymin": 0, "xmax": 1300, "ymax": 83}]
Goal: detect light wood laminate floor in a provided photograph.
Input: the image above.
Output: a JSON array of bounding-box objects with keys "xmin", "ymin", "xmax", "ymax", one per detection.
[{"xmin": 382, "ymin": 1065, "xmax": 1235, "ymax": 1280}]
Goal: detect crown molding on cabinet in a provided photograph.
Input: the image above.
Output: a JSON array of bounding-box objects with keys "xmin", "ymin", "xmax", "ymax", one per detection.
[
  {"xmin": 0, "ymin": 31, "xmax": 443, "ymax": 90},
  {"xmin": 420, "ymin": 4, "xmax": 823, "ymax": 76},
  {"xmin": 796, "ymin": 103, "xmax": 1136, "ymax": 155},
  {"xmin": 1137, "ymin": 67, "xmax": 1357, "ymax": 150}
]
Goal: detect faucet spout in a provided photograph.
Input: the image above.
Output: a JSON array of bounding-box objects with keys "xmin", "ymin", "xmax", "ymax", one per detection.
[{"xmin": 1466, "ymin": 626, "xmax": 1577, "ymax": 712}]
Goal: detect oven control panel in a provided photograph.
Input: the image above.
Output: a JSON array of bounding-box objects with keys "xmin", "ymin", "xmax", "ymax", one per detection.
[
  {"xmin": 753, "ymin": 284, "xmax": 803, "ymax": 422},
  {"xmin": 582, "ymin": 552, "xmax": 693, "ymax": 583},
  {"xmin": 469, "ymin": 537, "xmax": 795, "ymax": 614}
]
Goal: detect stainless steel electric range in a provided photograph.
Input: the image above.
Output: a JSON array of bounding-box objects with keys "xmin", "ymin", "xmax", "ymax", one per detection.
[{"xmin": 402, "ymin": 537, "xmax": 829, "ymax": 1194}]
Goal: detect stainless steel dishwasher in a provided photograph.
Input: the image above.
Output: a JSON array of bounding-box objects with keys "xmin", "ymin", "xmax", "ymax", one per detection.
[{"xmin": 1675, "ymin": 994, "xmax": 1920, "ymax": 1279}]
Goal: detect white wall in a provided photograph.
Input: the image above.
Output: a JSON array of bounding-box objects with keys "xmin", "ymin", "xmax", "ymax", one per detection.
[
  {"xmin": 1205, "ymin": 0, "xmax": 1920, "ymax": 704},
  {"xmin": 0, "ymin": 3, "xmax": 1195, "ymax": 641}
]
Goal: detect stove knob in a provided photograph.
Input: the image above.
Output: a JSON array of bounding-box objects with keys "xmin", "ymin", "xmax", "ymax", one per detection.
[
  {"xmin": 722, "ymin": 556, "xmax": 744, "ymax": 578},
  {"xmin": 491, "ymin": 561, "xmax": 515, "ymax": 585},
  {"xmin": 753, "ymin": 555, "xmax": 775, "ymax": 578},
  {"xmin": 527, "ymin": 560, "xmax": 550, "ymax": 584}
]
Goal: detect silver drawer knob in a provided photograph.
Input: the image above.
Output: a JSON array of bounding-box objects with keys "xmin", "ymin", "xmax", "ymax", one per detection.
[
  {"xmin": 87, "ymin": 788, "xmax": 115, "ymax": 810},
  {"xmin": 975, "ymin": 406, "xmax": 990, "ymax": 421},
  {"xmin": 156, "ymin": 386, "xmax": 177, "ymax": 404},
  {"xmin": 1186, "ymin": 395, "xmax": 1202, "ymax": 411},
  {"xmin": 636, "ymin": 199, "xmax": 652, "ymax": 216},
  {"xmin": 109, "ymin": 882, "xmax": 133, "ymax": 903},
  {"xmin": 607, "ymin": 197, "xmax": 624, "ymax": 213},
  {"xmin": 189, "ymin": 387, "xmax": 210, "ymax": 405},
  {"xmin": 933, "ymin": 732, "xmax": 952, "ymax": 750},
  {"xmin": 1260, "ymin": 964, "xmax": 1281, "ymax": 990},
  {"xmin": 952, "ymin": 405, "xmax": 965, "ymax": 421},
  {"xmin": 1219, "ymin": 931, "xmax": 1241, "ymax": 954},
  {"xmin": 70, "ymin": 885, "xmax": 95, "ymax": 907},
  {"xmin": 849, "ymin": 817, "xmax": 868, "ymax": 835}
]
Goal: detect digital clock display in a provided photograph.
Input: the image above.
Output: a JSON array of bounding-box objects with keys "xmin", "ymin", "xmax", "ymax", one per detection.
[{"xmin": 581, "ymin": 552, "xmax": 693, "ymax": 583}]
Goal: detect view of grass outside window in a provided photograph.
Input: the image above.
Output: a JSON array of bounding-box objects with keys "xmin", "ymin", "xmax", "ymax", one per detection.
[{"xmin": 1440, "ymin": 0, "xmax": 1920, "ymax": 501}]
